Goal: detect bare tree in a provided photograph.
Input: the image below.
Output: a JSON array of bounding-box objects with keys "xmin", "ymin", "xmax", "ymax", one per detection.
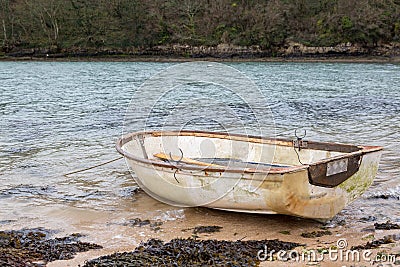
[
  {"xmin": 24, "ymin": 0, "xmax": 63, "ymax": 46},
  {"xmin": 0, "ymin": 0, "xmax": 12, "ymax": 47}
]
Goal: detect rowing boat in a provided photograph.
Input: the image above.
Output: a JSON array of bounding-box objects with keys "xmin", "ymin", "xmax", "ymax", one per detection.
[{"xmin": 116, "ymin": 130, "xmax": 382, "ymax": 221}]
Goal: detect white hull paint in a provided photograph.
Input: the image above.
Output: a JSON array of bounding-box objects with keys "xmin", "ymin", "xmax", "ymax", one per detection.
[{"xmin": 117, "ymin": 131, "xmax": 382, "ymax": 221}]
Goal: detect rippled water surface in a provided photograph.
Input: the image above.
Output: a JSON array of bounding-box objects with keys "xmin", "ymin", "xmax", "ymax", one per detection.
[{"xmin": 0, "ymin": 61, "xmax": 399, "ymax": 240}]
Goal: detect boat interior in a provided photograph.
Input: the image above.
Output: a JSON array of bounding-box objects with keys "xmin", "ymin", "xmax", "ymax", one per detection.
[{"xmin": 121, "ymin": 131, "xmax": 363, "ymax": 170}]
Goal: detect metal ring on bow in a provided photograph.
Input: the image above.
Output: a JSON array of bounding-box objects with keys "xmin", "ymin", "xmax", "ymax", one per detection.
[
  {"xmin": 169, "ymin": 148, "xmax": 184, "ymax": 165},
  {"xmin": 295, "ymin": 129, "xmax": 307, "ymax": 139}
]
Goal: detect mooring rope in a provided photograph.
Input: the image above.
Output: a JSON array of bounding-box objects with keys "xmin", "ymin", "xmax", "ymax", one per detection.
[
  {"xmin": 63, "ymin": 156, "xmax": 124, "ymax": 176},
  {"xmin": 293, "ymin": 143, "xmax": 305, "ymax": 165},
  {"xmin": 293, "ymin": 129, "xmax": 307, "ymax": 165}
]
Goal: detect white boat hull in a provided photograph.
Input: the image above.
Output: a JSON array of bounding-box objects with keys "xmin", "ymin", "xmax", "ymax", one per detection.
[{"xmin": 117, "ymin": 131, "xmax": 382, "ymax": 221}]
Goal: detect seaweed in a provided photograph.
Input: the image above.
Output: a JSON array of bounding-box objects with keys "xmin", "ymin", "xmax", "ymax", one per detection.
[
  {"xmin": 374, "ymin": 221, "xmax": 400, "ymax": 230},
  {"xmin": 278, "ymin": 230, "xmax": 291, "ymax": 235},
  {"xmin": 359, "ymin": 216, "xmax": 377, "ymax": 222},
  {"xmin": 0, "ymin": 228, "xmax": 102, "ymax": 266},
  {"xmin": 126, "ymin": 218, "xmax": 151, "ymax": 227},
  {"xmin": 123, "ymin": 218, "xmax": 163, "ymax": 232},
  {"xmin": 83, "ymin": 238, "xmax": 302, "ymax": 266},
  {"xmin": 300, "ymin": 230, "xmax": 332, "ymax": 238},
  {"xmin": 192, "ymin": 226, "xmax": 222, "ymax": 234},
  {"xmin": 0, "ymin": 185, "xmax": 57, "ymax": 199},
  {"xmin": 351, "ymin": 235, "xmax": 395, "ymax": 250}
]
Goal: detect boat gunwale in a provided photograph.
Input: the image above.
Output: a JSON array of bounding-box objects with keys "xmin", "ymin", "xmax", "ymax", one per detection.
[{"xmin": 116, "ymin": 130, "xmax": 383, "ymax": 174}]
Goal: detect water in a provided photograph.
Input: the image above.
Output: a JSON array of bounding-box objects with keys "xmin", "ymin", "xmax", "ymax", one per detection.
[{"xmin": 0, "ymin": 61, "xmax": 399, "ymax": 245}]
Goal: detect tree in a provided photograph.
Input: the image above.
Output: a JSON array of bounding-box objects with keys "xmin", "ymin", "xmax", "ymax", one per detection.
[
  {"xmin": 23, "ymin": 0, "xmax": 64, "ymax": 47},
  {"xmin": 0, "ymin": 0, "xmax": 17, "ymax": 50}
]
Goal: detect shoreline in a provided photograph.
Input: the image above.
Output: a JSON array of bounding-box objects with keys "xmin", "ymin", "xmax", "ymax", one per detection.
[
  {"xmin": 1, "ymin": 55, "xmax": 400, "ymax": 64},
  {"xmin": 2, "ymin": 41, "xmax": 400, "ymax": 63}
]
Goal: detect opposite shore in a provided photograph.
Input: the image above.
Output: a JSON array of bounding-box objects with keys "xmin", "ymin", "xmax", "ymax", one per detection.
[{"xmin": 1, "ymin": 42, "xmax": 400, "ymax": 63}]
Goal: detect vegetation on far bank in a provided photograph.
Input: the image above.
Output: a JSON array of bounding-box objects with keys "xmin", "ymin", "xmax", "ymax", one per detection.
[{"xmin": 0, "ymin": 0, "xmax": 400, "ymax": 57}]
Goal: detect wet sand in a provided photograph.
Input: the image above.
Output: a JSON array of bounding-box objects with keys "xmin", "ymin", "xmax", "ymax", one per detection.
[{"xmin": 18, "ymin": 191, "xmax": 395, "ymax": 266}]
